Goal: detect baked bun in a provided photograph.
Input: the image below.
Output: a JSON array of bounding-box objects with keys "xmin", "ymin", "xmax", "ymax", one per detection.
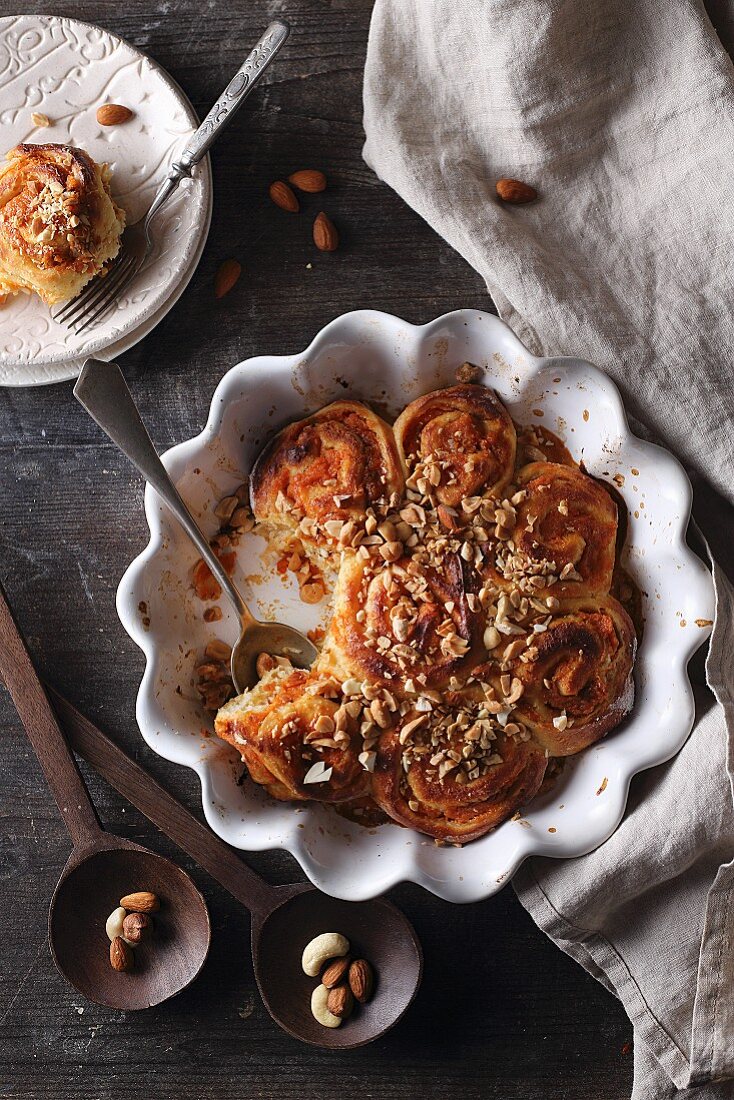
[
  {"xmin": 508, "ymin": 596, "xmax": 636, "ymax": 755},
  {"xmin": 496, "ymin": 462, "xmax": 618, "ymax": 598},
  {"xmin": 216, "ymin": 380, "xmax": 640, "ymax": 844},
  {"xmin": 317, "ymin": 548, "xmax": 481, "ymax": 692},
  {"xmin": 215, "ymin": 663, "xmax": 370, "ymax": 803},
  {"xmin": 371, "ymin": 701, "xmax": 547, "ymax": 842},
  {"xmin": 0, "ymin": 144, "xmax": 125, "ymax": 306},
  {"xmin": 393, "ymin": 384, "xmax": 516, "ymax": 506},
  {"xmin": 250, "ymin": 400, "xmax": 403, "ymax": 559}
]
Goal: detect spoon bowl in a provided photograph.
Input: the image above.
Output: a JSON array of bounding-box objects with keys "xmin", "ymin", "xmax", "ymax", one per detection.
[
  {"xmin": 253, "ymin": 888, "xmax": 422, "ymax": 1048},
  {"xmin": 50, "ymin": 841, "xmax": 210, "ymax": 1011},
  {"xmin": 231, "ymin": 621, "xmax": 318, "ymax": 692}
]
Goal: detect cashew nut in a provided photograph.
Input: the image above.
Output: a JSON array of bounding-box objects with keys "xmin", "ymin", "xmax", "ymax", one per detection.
[
  {"xmin": 310, "ymin": 983, "xmax": 342, "ymax": 1028},
  {"xmin": 301, "ymin": 932, "xmax": 350, "ymax": 977},
  {"xmin": 105, "ymin": 906, "xmax": 127, "ymax": 942}
]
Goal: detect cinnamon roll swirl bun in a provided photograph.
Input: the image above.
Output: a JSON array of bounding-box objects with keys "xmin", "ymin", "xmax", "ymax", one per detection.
[
  {"xmin": 491, "ymin": 462, "xmax": 617, "ymax": 598},
  {"xmin": 250, "ymin": 400, "xmax": 403, "ymax": 556},
  {"xmin": 317, "ymin": 549, "xmax": 481, "ymax": 691},
  {"xmin": 371, "ymin": 702, "xmax": 547, "ymax": 842},
  {"xmin": 0, "ymin": 144, "xmax": 125, "ymax": 305},
  {"xmin": 508, "ymin": 595, "xmax": 636, "ymax": 755},
  {"xmin": 393, "ymin": 385, "xmax": 516, "ymax": 507},
  {"xmin": 215, "ymin": 664, "xmax": 370, "ymax": 803}
]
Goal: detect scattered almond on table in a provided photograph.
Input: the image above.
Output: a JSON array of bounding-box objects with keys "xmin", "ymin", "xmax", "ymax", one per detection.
[
  {"xmin": 313, "ymin": 211, "xmax": 339, "ymax": 252},
  {"xmin": 31, "ymin": 112, "xmax": 51, "ymax": 127},
  {"xmin": 267, "ymin": 171, "xmax": 340, "ymax": 252},
  {"xmin": 214, "ymin": 259, "xmax": 242, "ymax": 299},
  {"xmin": 288, "ymin": 169, "xmax": 327, "ymax": 193},
  {"xmin": 269, "ymin": 180, "xmax": 300, "ymax": 212}
]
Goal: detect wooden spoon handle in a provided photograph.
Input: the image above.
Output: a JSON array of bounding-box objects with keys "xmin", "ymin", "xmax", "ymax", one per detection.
[
  {"xmin": 0, "ymin": 583, "xmax": 101, "ymax": 848},
  {"xmin": 48, "ymin": 687, "xmax": 283, "ymax": 917}
]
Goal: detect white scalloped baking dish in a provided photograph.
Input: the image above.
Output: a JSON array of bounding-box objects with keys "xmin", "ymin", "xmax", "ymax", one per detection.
[{"xmin": 117, "ymin": 310, "xmax": 714, "ymax": 902}]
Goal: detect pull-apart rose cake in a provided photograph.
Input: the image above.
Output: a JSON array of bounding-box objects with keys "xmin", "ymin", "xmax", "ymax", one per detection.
[{"xmin": 215, "ymin": 380, "xmax": 638, "ymax": 844}]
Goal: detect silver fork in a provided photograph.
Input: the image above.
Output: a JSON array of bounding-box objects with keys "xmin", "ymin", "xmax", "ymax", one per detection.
[{"xmin": 54, "ymin": 19, "xmax": 290, "ymax": 335}]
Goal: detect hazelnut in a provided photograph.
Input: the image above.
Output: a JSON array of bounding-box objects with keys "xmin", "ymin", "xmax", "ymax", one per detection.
[{"xmin": 122, "ymin": 911, "xmax": 152, "ymax": 945}]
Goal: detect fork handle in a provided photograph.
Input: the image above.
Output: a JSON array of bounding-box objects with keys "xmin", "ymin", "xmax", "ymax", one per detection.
[
  {"xmin": 142, "ymin": 21, "xmax": 289, "ymax": 226},
  {"xmin": 171, "ymin": 20, "xmax": 289, "ymax": 180}
]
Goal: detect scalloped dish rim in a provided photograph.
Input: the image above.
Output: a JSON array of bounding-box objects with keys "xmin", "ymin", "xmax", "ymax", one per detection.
[{"xmin": 116, "ymin": 309, "xmax": 714, "ymax": 903}]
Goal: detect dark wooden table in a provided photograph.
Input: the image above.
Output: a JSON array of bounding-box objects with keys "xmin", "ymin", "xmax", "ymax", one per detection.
[{"xmin": 0, "ymin": 4, "xmax": 632, "ymax": 1097}]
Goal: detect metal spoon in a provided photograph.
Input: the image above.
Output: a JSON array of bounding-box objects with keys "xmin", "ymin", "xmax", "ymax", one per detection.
[
  {"xmin": 74, "ymin": 358, "xmax": 318, "ymax": 690},
  {"xmin": 0, "ymin": 582, "xmax": 211, "ymax": 1011}
]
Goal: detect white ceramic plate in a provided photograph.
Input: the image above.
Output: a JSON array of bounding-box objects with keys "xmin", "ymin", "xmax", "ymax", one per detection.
[
  {"xmin": 117, "ymin": 310, "xmax": 715, "ymax": 903},
  {"xmin": 0, "ymin": 14, "xmax": 211, "ymax": 386}
]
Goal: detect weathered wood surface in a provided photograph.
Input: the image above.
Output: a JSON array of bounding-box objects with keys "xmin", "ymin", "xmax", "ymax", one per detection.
[{"xmin": 0, "ymin": 2, "xmax": 632, "ymax": 1096}]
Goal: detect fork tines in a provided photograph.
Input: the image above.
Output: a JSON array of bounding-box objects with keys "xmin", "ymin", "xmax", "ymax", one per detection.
[{"xmin": 53, "ymin": 252, "xmax": 138, "ymax": 334}]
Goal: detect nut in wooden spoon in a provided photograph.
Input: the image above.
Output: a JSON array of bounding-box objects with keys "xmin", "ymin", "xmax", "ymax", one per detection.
[
  {"xmin": 74, "ymin": 359, "xmax": 317, "ymax": 690},
  {"xmin": 0, "ymin": 582, "xmax": 210, "ymax": 1011}
]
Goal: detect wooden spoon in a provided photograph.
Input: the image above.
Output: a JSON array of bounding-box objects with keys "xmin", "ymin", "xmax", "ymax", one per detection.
[
  {"xmin": 0, "ymin": 584, "xmax": 422, "ymax": 1044},
  {"xmin": 49, "ymin": 689, "xmax": 423, "ymax": 1048},
  {"xmin": 0, "ymin": 583, "xmax": 211, "ymax": 1011}
]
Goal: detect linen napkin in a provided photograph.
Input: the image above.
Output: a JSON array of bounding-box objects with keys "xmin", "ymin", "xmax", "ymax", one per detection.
[{"xmin": 363, "ymin": 2, "xmax": 734, "ymax": 1096}]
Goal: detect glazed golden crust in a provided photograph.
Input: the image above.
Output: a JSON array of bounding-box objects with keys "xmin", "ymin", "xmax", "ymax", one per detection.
[
  {"xmin": 317, "ymin": 549, "xmax": 481, "ymax": 691},
  {"xmin": 393, "ymin": 384, "xmax": 516, "ymax": 506},
  {"xmin": 371, "ymin": 710, "xmax": 547, "ymax": 843},
  {"xmin": 215, "ymin": 667, "xmax": 370, "ymax": 803},
  {"xmin": 487, "ymin": 462, "xmax": 618, "ymax": 599},
  {"xmin": 216, "ymin": 381, "xmax": 640, "ymax": 844},
  {"xmin": 250, "ymin": 400, "xmax": 403, "ymax": 552},
  {"xmin": 0, "ymin": 143, "xmax": 125, "ymax": 305},
  {"xmin": 507, "ymin": 596, "xmax": 636, "ymax": 755}
]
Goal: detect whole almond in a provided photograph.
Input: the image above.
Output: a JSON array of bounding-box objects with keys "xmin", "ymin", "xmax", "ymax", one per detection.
[
  {"xmin": 119, "ymin": 890, "xmax": 160, "ymax": 913},
  {"xmin": 326, "ymin": 983, "xmax": 354, "ymax": 1019},
  {"xmin": 495, "ymin": 178, "xmax": 537, "ymax": 204},
  {"xmin": 313, "ymin": 211, "xmax": 338, "ymax": 252},
  {"xmin": 122, "ymin": 911, "xmax": 151, "ymax": 945},
  {"xmin": 96, "ymin": 104, "xmax": 133, "ymax": 126},
  {"xmin": 214, "ymin": 259, "xmax": 241, "ymax": 299},
  {"xmin": 269, "ymin": 180, "xmax": 299, "ymax": 212},
  {"xmin": 437, "ymin": 504, "xmax": 461, "ymax": 532},
  {"xmin": 110, "ymin": 936, "xmax": 133, "ymax": 972},
  {"xmin": 321, "ymin": 955, "xmax": 351, "ymax": 989},
  {"xmin": 348, "ymin": 958, "xmax": 374, "ymax": 1003},
  {"xmin": 288, "ymin": 169, "xmax": 327, "ymax": 193}
]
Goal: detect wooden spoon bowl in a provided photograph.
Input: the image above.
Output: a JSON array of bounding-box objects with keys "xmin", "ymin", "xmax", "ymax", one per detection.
[
  {"xmin": 254, "ymin": 889, "xmax": 422, "ymax": 1048},
  {"xmin": 0, "ymin": 583, "xmax": 210, "ymax": 1013},
  {"xmin": 50, "ymin": 841, "xmax": 210, "ymax": 1011}
]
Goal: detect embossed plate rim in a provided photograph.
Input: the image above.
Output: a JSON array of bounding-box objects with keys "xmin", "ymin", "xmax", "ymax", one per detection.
[{"xmin": 0, "ymin": 13, "xmax": 211, "ymax": 384}]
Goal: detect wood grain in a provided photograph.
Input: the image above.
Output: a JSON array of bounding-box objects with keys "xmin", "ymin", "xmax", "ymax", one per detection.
[{"xmin": 0, "ymin": 1, "xmax": 632, "ymax": 1096}]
